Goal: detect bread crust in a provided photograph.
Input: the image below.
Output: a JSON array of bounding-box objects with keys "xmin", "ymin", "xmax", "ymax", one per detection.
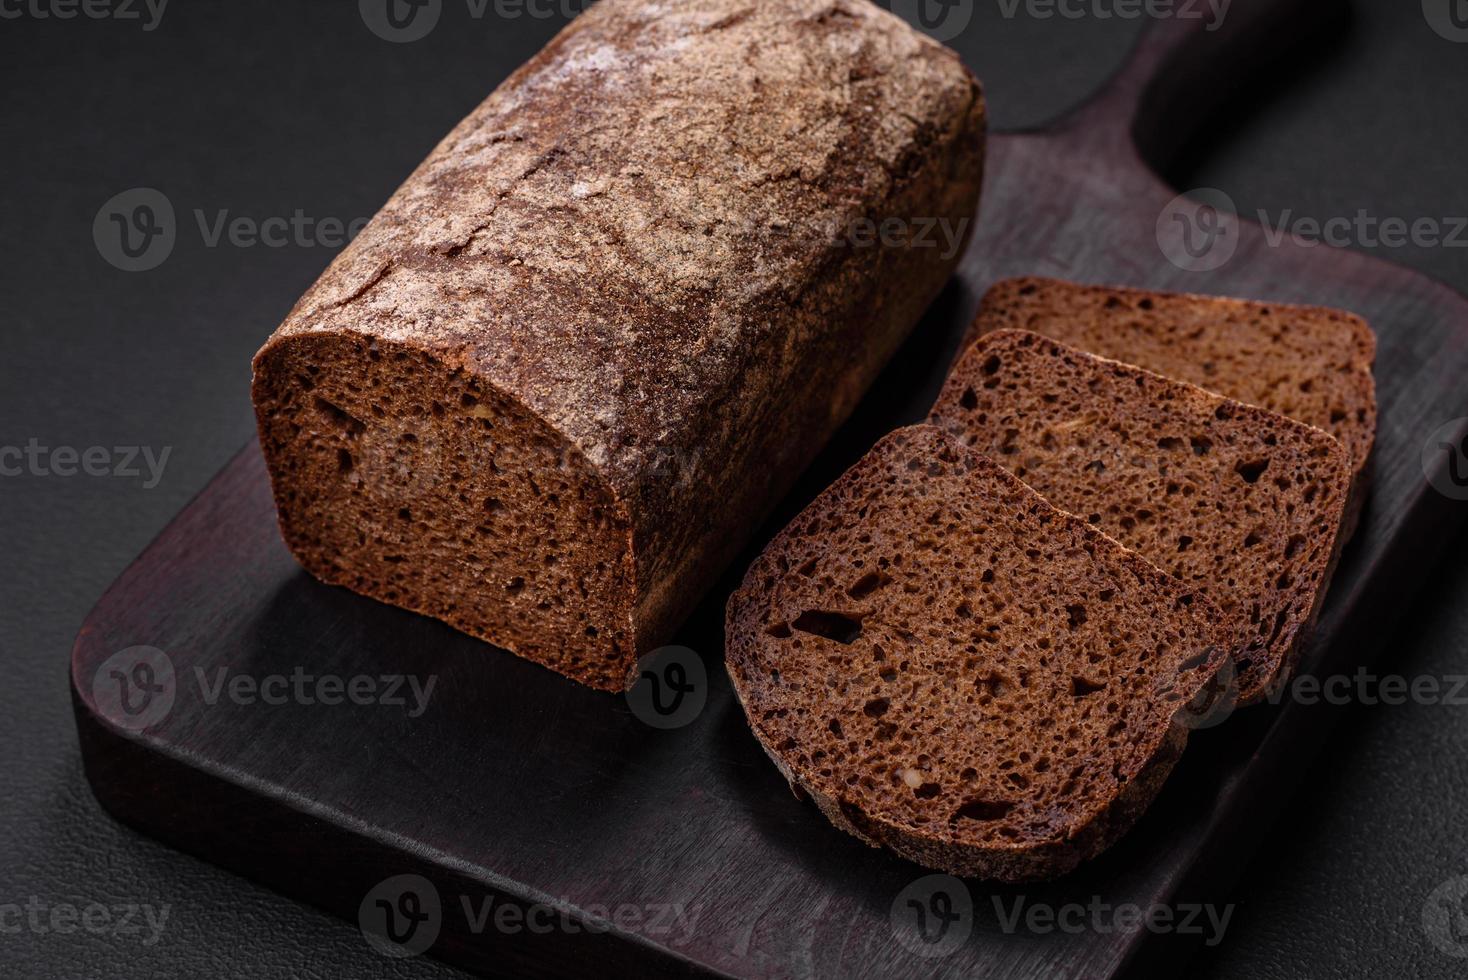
[{"xmin": 252, "ymin": 0, "xmax": 986, "ymax": 687}]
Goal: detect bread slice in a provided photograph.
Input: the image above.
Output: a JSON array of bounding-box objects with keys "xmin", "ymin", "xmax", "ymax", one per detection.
[
  {"xmin": 725, "ymin": 424, "xmax": 1228, "ymax": 882},
  {"xmin": 930, "ymin": 330, "xmax": 1352, "ymax": 704},
  {"xmin": 963, "ymin": 277, "xmax": 1376, "ymax": 535}
]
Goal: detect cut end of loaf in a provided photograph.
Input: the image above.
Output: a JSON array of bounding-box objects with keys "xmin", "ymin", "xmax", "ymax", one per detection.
[{"xmin": 252, "ymin": 330, "xmax": 638, "ymax": 691}]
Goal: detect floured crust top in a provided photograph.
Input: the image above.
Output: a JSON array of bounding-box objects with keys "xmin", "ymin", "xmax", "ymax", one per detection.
[{"xmin": 262, "ymin": 0, "xmax": 984, "ymax": 492}]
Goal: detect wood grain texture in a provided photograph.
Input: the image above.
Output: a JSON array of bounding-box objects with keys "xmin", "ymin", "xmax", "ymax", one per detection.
[{"xmin": 71, "ymin": 0, "xmax": 1468, "ymax": 976}]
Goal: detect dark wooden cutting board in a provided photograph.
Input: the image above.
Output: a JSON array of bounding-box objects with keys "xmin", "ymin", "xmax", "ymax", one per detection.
[{"xmin": 71, "ymin": 1, "xmax": 1468, "ymax": 976}]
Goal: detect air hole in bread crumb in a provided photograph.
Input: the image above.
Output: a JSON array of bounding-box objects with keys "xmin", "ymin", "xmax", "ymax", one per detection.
[
  {"xmin": 976, "ymin": 673, "xmax": 1008, "ymax": 698},
  {"xmin": 1071, "ymin": 676, "xmax": 1104, "ymax": 697},
  {"xmin": 1268, "ymin": 609, "xmax": 1289, "ymax": 645},
  {"xmin": 846, "ymin": 571, "xmax": 891, "ymax": 600},
  {"xmin": 1190, "ymin": 435, "xmax": 1212, "ymax": 455},
  {"xmin": 791, "ymin": 610, "xmax": 863, "ymax": 644},
  {"xmin": 1235, "ymin": 458, "xmax": 1269, "ymax": 483},
  {"xmin": 914, "ymin": 782, "xmax": 941, "ymax": 799},
  {"xmin": 312, "ymin": 396, "xmax": 366, "ymax": 436},
  {"xmin": 958, "ymin": 387, "xmax": 978, "ymax": 410},
  {"xmin": 765, "ymin": 622, "xmax": 792, "ymax": 639},
  {"xmin": 863, "ymin": 697, "xmax": 889, "ymax": 718},
  {"xmin": 1176, "ymin": 648, "xmax": 1212, "ymax": 672},
  {"xmin": 981, "ymin": 354, "xmax": 1001, "ymax": 375},
  {"xmin": 952, "ymin": 798, "xmax": 1014, "ymax": 822}
]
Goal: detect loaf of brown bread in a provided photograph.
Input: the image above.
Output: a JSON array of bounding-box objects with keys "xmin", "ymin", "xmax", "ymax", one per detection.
[
  {"xmin": 726, "ymin": 425, "xmax": 1228, "ymax": 882},
  {"xmin": 963, "ymin": 277, "xmax": 1377, "ymax": 534},
  {"xmin": 930, "ymin": 331, "xmax": 1352, "ymax": 704},
  {"xmin": 251, "ymin": 0, "xmax": 986, "ymax": 690}
]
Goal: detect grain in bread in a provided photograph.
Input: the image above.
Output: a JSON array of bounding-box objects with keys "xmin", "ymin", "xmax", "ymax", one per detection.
[
  {"xmin": 725, "ymin": 424, "xmax": 1228, "ymax": 882},
  {"xmin": 930, "ymin": 330, "xmax": 1352, "ymax": 703},
  {"xmin": 251, "ymin": 0, "xmax": 986, "ymax": 690}
]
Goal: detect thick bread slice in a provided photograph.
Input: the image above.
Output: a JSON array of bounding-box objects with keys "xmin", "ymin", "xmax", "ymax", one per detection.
[
  {"xmin": 963, "ymin": 277, "xmax": 1376, "ymax": 535},
  {"xmin": 726, "ymin": 424, "xmax": 1228, "ymax": 883},
  {"xmin": 251, "ymin": 0, "xmax": 986, "ymax": 690},
  {"xmin": 930, "ymin": 330, "xmax": 1352, "ymax": 704}
]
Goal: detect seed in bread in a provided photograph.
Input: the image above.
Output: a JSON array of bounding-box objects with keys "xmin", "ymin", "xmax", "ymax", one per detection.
[
  {"xmin": 930, "ymin": 330, "xmax": 1352, "ymax": 703},
  {"xmin": 725, "ymin": 424, "xmax": 1228, "ymax": 882}
]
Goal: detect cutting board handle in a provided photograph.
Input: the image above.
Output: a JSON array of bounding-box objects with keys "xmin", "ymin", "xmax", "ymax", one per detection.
[{"xmin": 1049, "ymin": 0, "xmax": 1342, "ymax": 173}]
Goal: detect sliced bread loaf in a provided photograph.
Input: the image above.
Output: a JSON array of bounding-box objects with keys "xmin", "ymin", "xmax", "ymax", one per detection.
[
  {"xmin": 251, "ymin": 0, "xmax": 986, "ymax": 690},
  {"xmin": 930, "ymin": 330, "xmax": 1352, "ymax": 704},
  {"xmin": 725, "ymin": 424, "xmax": 1228, "ymax": 882},
  {"xmin": 963, "ymin": 277, "xmax": 1376, "ymax": 534}
]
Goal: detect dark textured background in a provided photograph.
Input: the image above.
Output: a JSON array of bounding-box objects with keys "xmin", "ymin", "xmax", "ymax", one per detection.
[{"xmin": 2, "ymin": 1, "xmax": 1466, "ymax": 977}]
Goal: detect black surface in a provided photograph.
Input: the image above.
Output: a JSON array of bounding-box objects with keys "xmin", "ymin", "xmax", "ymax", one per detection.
[{"xmin": 4, "ymin": 1, "xmax": 1467, "ymax": 978}]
